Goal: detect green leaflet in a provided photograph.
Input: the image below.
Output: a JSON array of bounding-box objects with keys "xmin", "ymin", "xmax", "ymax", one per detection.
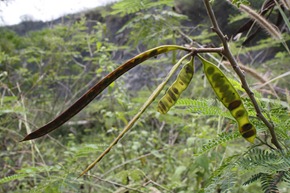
[
  {"xmin": 198, "ymin": 55, "xmax": 256, "ymax": 143},
  {"xmin": 157, "ymin": 57, "xmax": 194, "ymax": 114}
]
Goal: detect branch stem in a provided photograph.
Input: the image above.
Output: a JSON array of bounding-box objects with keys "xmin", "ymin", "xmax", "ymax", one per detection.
[{"xmin": 203, "ymin": 0, "xmax": 282, "ymax": 150}]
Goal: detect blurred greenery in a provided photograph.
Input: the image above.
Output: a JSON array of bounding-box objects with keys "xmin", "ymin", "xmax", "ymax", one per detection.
[{"xmin": 0, "ymin": 0, "xmax": 290, "ymax": 192}]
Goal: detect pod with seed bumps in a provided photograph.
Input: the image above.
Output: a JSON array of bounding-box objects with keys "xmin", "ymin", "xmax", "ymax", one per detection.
[
  {"xmin": 198, "ymin": 55, "xmax": 256, "ymax": 143},
  {"xmin": 157, "ymin": 57, "xmax": 194, "ymax": 114}
]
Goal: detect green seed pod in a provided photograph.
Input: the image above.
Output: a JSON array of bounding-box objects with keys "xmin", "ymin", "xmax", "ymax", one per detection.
[
  {"xmin": 198, "ymin": 55, "xmax": 256, "ymax": 143},
  {"xmin": 157, "ymin": 57, "xmax": 194, "ymax": 114}
]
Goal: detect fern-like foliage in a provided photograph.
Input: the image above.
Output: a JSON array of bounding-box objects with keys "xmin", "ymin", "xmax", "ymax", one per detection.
[
  {"xmin": 176, "ymin": 98, "xmax": 234, "ymax": 120},
  {"xmin": 108, "ymin": 0, "xmax": 187, "ymax": 47},
  {"xmin": 119, "ymin": 11, "xmax": 187, "ymax": 47},
  {"xmin": 243, "ymin": 171, "xmax": 290, "ymax": 193},
  {"xmin": 195, "ymin": 131, "xmax": 240, "ymax": 156},
  {"xmin": 111, "ymin": 0, "xmax": 174, "ymax": 16},
  {"xmin": 238, "ymin": 149, "xmax": 281, "ymax": 172},
  {"xmin": 237, "ymin": 148, "xmax": 290, "ymax": 192},
  {"xmin": 206, "ymin": 154, "xmax": 240, "ymax": 183},
  {"xmin": 260, "ymin": 173, "xmax": 280, "ymax": 193},
  {"xmin": 0, "ymin": 174, "xmax": 27, "ymax": 184},
  {"xmin": 282, "ymin": 171, "xmax": 290, "ymax": 184},
  {"xmin": 243, "ymin": 172, "xmax": 263, "ymax": 186},
  {"xmin": 231, "ymin": 0, "xmax": 250, "ymax": 7},
  {"xmin": 201, "ymin": 154, "xmax": 244, "ymax": 193},
  {"xmin": 203, "ymin": 149, "xmax": 290, "ymax": 192}
]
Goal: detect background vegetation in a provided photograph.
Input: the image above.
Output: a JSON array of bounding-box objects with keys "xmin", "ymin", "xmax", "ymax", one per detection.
[{"xmin": 0, "ymin": 0, "xmax": 290, "ymax": 192}]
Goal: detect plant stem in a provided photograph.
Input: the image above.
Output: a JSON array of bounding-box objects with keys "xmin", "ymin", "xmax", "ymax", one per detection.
[{"xmin": 203, "ymin": 0, "xmax": 282, "ymax": 150}]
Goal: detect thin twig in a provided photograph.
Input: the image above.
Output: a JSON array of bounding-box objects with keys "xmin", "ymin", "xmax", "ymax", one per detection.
[
  {"xmin": 102, "ymin": 148, "xmax": 169, "ymax": 177},
  {"xmin": 203, "ymin": 0, "xmax": 282, "ymax": 150},
  {"xmin": 88, "ymin": 174, "xmax": 145, "ymax": 193}
]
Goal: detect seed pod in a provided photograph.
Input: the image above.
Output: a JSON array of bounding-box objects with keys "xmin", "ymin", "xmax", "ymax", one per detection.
[
  {"xmin": 157, "ymin": 57, "xmax": 194, "ymax": 114},
  {"xmin": 198, "ymin": 55, "xmax": 256, "ymax": 143}
]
